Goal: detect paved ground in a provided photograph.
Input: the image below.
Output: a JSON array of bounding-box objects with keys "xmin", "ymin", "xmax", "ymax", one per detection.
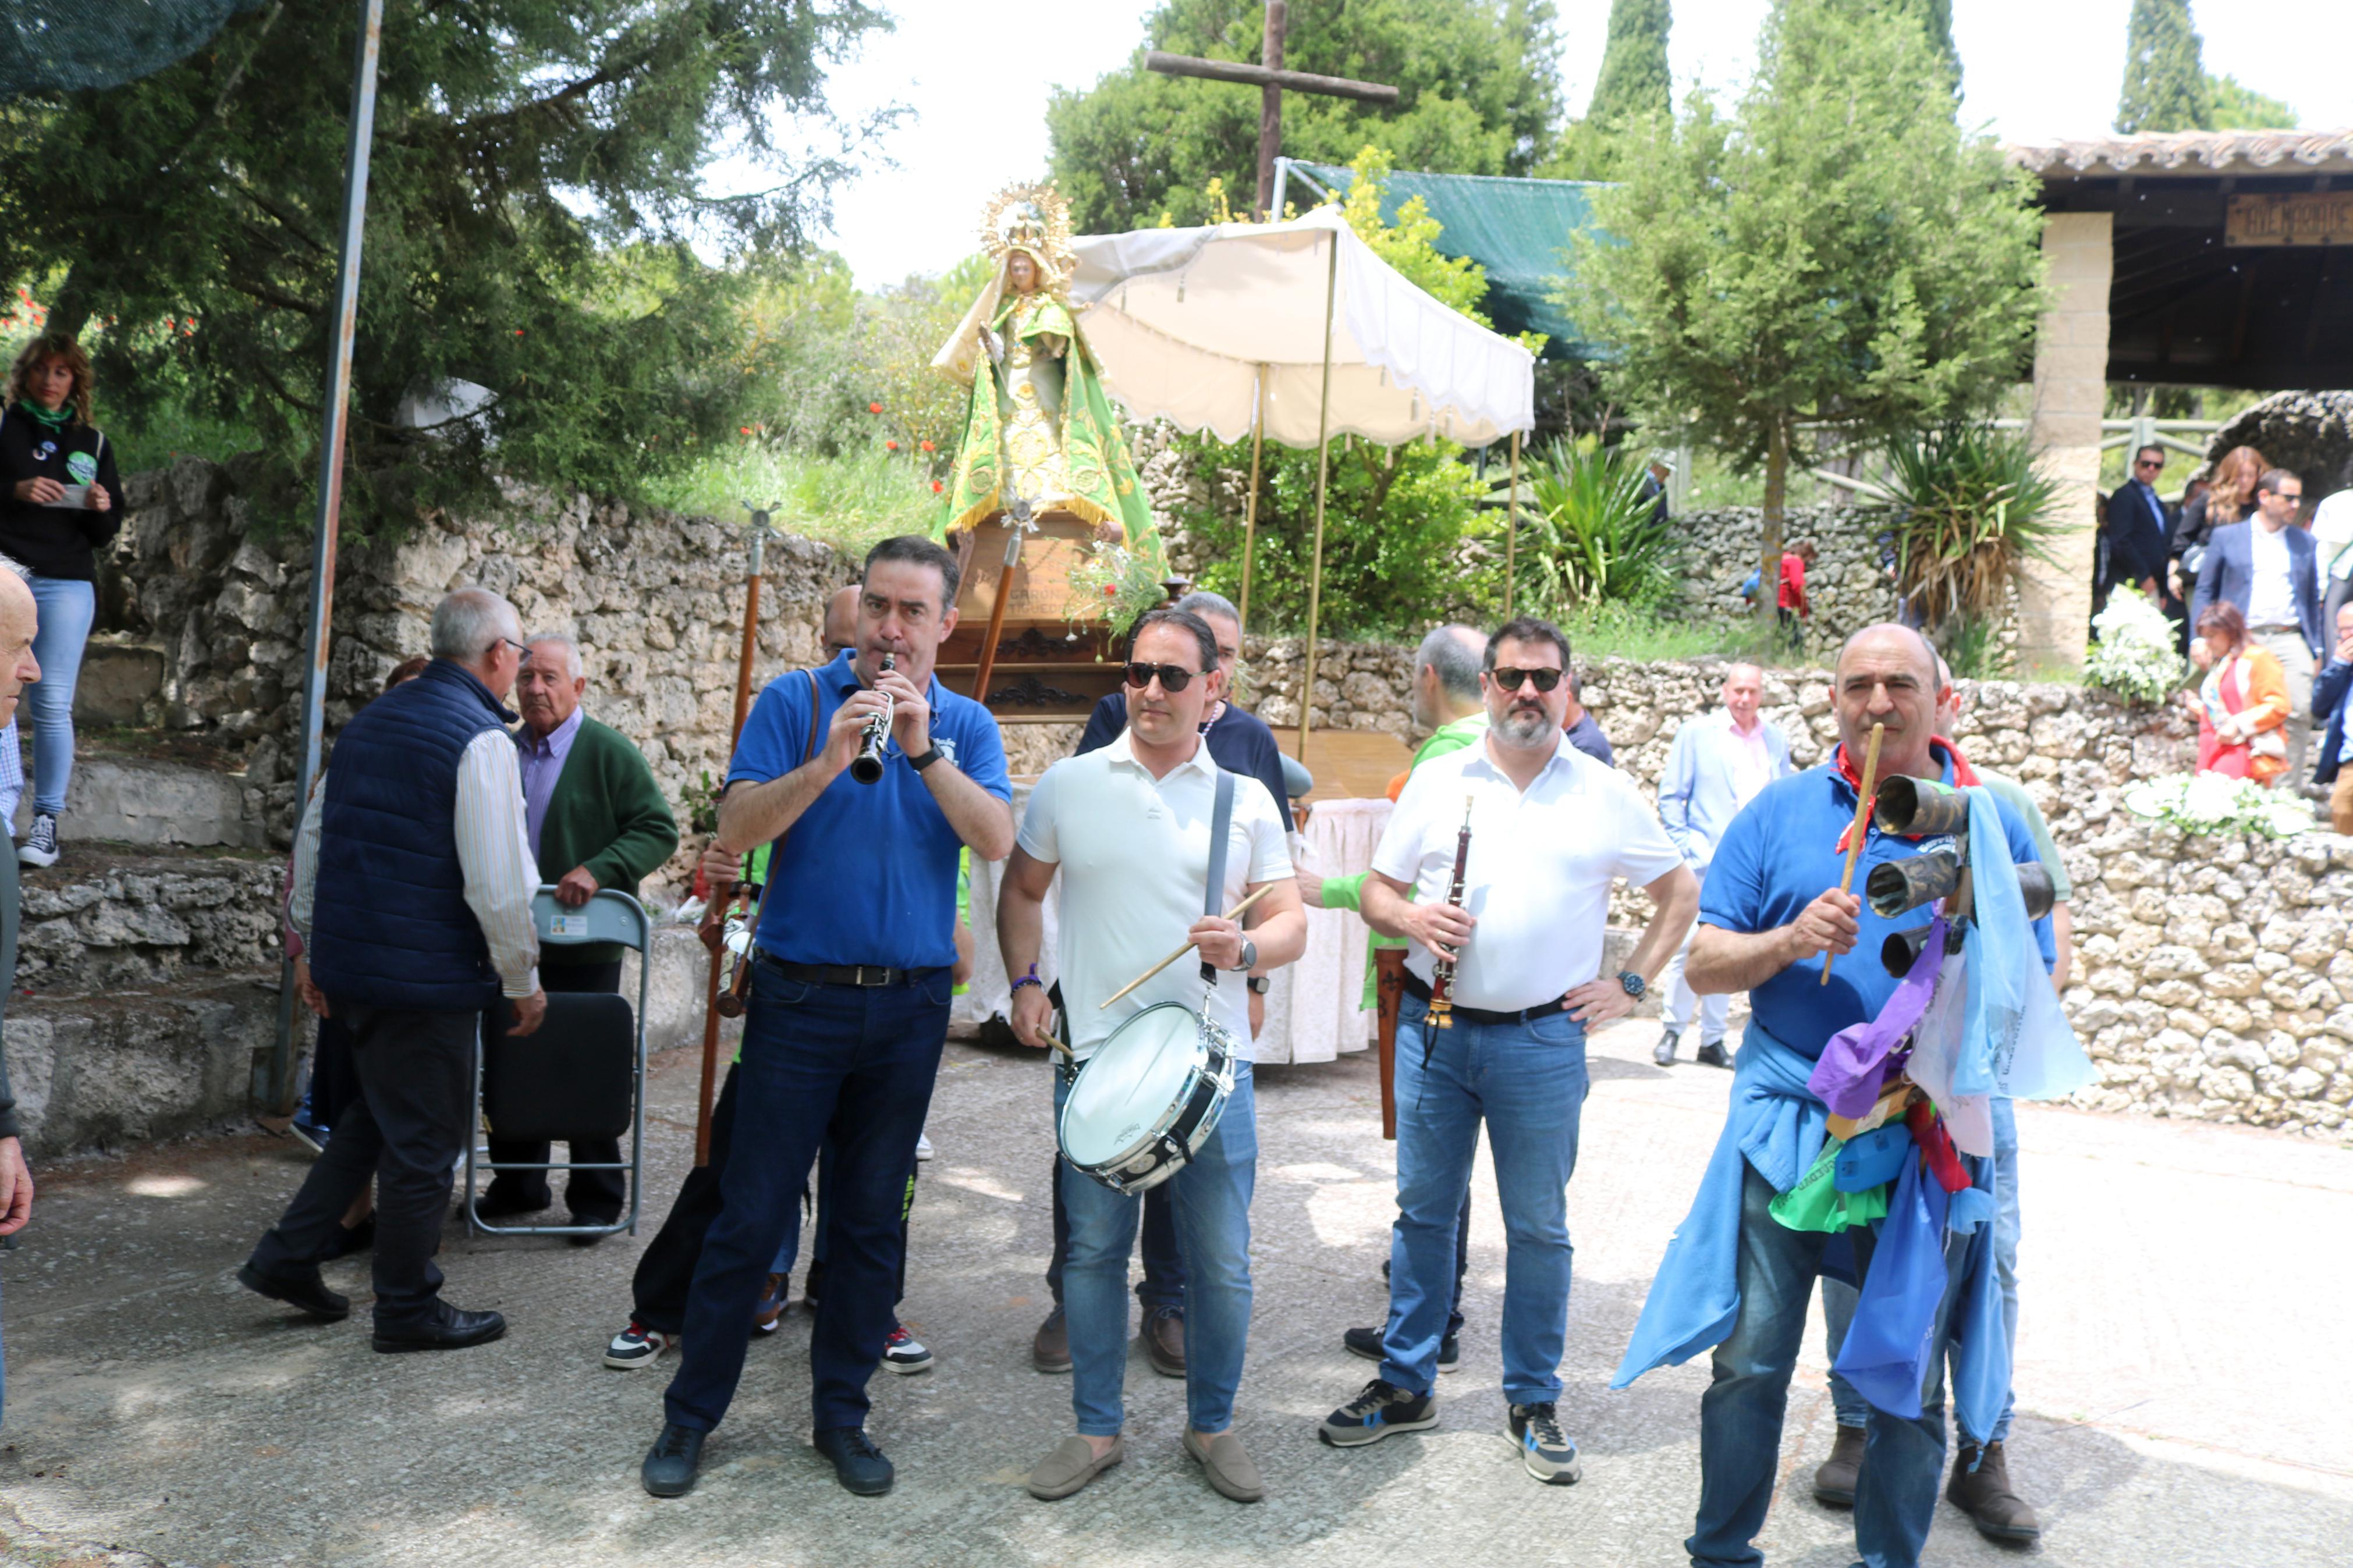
[{"xmin": 2, "ymin": 1013, "xmax": 2348, "ymax": 1568}]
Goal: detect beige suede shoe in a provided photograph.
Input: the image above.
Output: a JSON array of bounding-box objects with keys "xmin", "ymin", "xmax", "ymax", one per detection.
[
  {"xmin": 1183, "ymin": 1428, "xmax": 1265, "ymax": 1503},
  {"xmin": 1026, "ymin": 1434, "xmax": 1124, "ymax": 1501}
]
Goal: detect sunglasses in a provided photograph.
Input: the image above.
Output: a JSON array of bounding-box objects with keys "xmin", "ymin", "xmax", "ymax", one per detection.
[
  {"xmin": 1124, "ymin": 660, "xmax": 1200, "ymax": 692},
  {"xmin": 1489, "ymin": 666, "xmax": 1563, "ymax": 693},
  {"xmin": 2135, "ymin": 457, "xmax": 2164, "ymax": 469}
]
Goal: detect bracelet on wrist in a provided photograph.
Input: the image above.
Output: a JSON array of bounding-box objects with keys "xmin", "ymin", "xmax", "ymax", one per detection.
[{"xmin": 1010, "ymin": 963, "xmax": 1042, "ymax": 995}]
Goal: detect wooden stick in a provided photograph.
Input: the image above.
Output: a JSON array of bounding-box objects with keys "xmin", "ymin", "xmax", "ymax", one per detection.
[
  {"xmin": 1822, "ymin": 721, "xmax": 1884, "ymax": 986},
  {"xmin": 1097, "ymin": 885, "xmax": 1276, "ymax": 1011}
]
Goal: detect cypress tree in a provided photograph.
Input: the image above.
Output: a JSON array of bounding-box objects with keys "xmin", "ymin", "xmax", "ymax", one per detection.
[
  {"xmin": 1585, "ymin": 0, "xmax": 1673, "ymax": 130},
  {"xmin": 2115, "ymin": 0, "xmax": 2212, "ymax": 134}
]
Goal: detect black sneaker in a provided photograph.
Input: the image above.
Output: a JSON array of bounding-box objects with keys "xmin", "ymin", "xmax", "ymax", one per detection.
[
  {"xmin": 1341, "ymin": 1324, "xmax": 1460, "ymax": 1374},
  {"xmin": 814, "ymin": 1425, "xmax": 894, "ymax": 1495},
  {"xmin": 16, "ymin": 812, "xmax": 57, "ymax": 868},
  {"xmin": 1695, "ymin": 1040, "xmax": 1734, "ymax": 1069},
  {"xmin": 1506, "ymin": 1402, "xmax": 1581, "ymax": 1485},
  {"xmin": 641, "ymin": 1423, "xmax": 705, "ymax": 1498},
  {"xmin": 1318, "ymin": 1378, "xmax": 1438, "ymax": 1448}
]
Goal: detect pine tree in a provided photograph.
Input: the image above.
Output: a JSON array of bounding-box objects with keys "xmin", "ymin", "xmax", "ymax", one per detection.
[
  {"xmin": 2115, "ymin": 0, "xmax": 2212, "ymax": 134},
  {"xmin": 2207, "ymin": 74, "xmax": 2297, "ymax": 130},
  {"xmin": 1586, "ymin": 0, "xmax": 1672, "ymax": 130}
]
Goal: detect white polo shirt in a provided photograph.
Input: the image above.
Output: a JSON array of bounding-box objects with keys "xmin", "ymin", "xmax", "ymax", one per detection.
[
  {"xmin": 1018, "ymin": 730, "xmax": 1293, "ymax": 1059},
  {"xmin": 1374, "ymin": 733, "xmax": 1684, "ymax": 1012},
  {"xmin": 2248, "ymin": 520, "xmax": 2298, "ymax": 628}
]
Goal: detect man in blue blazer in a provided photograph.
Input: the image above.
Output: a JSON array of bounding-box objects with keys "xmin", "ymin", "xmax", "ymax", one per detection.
[{"xmin": 2192, "ymin": 468, "xmax": 2320, "ymax": 778}]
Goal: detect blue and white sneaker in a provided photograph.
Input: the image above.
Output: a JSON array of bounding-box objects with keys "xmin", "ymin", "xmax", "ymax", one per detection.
[
  {"xmin": 1318, "ymin": 1378, "xmax": 1437, "ymax": 1448},
  {"xmin": 1506, "ymin": 1401, "xmax": 1581, "ymax": 1484}
]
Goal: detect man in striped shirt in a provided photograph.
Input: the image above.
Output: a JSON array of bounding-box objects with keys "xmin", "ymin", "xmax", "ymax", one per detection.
[{"xmin": 240, "ymin": 588, "xmax": 545, "ymax": 1353}]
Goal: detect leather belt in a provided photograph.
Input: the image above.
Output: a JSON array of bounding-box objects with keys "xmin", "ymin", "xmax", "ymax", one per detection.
[
  {"xmin": 753, "ymin": 950, "xmax": 942, "ymax": 989},
  {"xmin": 1400, "ymin": 969, "xmax": 1570, "ymax": 1029}
]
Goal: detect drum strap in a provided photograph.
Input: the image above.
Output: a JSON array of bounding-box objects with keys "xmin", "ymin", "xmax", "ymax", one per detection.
[{"xmin": 1198, "ymin": 769, "xmax": 1236, "ymax": 986}]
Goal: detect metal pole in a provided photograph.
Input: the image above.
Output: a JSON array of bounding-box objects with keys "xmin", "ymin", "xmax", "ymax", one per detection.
[
  {"xmin": 1503, "ymin": 429, "xmax": 1521, "ymax": 621},
  {"xmin": 265, "ymin": 0, "xmax": 384, "ymax": 1115},
  {"xmin": 1295, "ymin": 230, "xmax": 1339, "ymax": 762},
  {"xmin": 1237, "ymin": 364, "xmax": 1267, "ymax": 638}
]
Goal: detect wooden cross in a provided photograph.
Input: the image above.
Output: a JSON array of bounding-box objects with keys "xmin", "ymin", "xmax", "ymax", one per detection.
[{"xmin": 1146, "ymin": 0, "xmax": 1400, "ymax": 219}]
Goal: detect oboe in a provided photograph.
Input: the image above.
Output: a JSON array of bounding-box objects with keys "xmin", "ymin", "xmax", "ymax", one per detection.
[
  {"xmin": 1429, "ymin": 795, "xmax": 1474, "ymax": 1030},
  {"xmin": 850, "ymin": 653, "xmax": 895, "ymax": 784}
]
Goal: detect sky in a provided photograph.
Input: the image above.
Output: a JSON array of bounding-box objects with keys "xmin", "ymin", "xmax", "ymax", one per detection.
[{"xmin": 734, "ymin": 1, "xmax": 2353, "ymax": 289}]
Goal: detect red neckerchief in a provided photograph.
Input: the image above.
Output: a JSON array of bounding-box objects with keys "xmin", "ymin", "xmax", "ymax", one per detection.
[{"xmin": 1833, "ymin": 735, "xmax": 1978, "ymax": 855}]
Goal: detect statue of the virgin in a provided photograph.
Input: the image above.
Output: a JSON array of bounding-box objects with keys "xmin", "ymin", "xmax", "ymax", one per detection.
[{"xmin": 932, "ymin": 182, "xmax": 1155, "ymax": 547}]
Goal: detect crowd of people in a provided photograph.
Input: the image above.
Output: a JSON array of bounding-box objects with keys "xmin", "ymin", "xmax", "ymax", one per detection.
[
  {"xmin": 2100, "ymin": 440, "xmax": 2353, "ymax": 828},
  {"xmin": 0, "ymin": 524, "xmax": 2033, "ymax": 1568}
]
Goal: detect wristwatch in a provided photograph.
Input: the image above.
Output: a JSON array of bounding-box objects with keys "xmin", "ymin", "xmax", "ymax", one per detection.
[
  {"xmin": 908, "ymin": 745, "xmax": 945, "ymax": 773},
  {"xmin": 1228, "ymin": 937, "xmax": 1259, "ymax": 974},
  {"xmin": 1247, "ymin": 974, "xmax": 1270, "ymax": 994},
  {"xmin": 1617, "ymin": 969, "xmax": 1647, "ymax": 1000}
]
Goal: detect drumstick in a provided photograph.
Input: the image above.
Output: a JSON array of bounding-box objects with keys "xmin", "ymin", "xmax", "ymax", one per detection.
[
  {"xmin": 1821, "ymin": 720, "xmax": 1884, "ymax": 986},
  {"xmin": 1096, "ymin": 884, "xmax": 1276, "ymax": 1011}
]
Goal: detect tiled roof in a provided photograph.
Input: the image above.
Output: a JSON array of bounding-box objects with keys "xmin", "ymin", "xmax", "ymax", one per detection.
[{"xmin": 2009, "ymin": 129, "xmax": 2353, "ymax": 178}]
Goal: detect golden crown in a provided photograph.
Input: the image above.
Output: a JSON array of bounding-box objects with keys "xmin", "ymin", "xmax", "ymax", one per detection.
[{"xmin": 978, "ymin": 180, "xmax": 1076, "ymax": 287}]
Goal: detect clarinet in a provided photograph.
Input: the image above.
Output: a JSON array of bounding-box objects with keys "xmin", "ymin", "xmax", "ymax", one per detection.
[
  {"xmin": 850, "ymin": 653, "xmax": 895, "ymax": 784},
  {"xmin": 1429, "ymin": 795, "xmax": 1474, "ymax": 1030}
]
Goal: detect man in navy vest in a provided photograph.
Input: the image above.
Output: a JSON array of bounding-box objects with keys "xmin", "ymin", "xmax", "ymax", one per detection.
[
  {"xmin": 640, "ymin": 535, "xmax": 1013, "ymax": 1500},
  {"xmin": 240, "ymin": 588, "xmax": 546, "ymax": 1353}
]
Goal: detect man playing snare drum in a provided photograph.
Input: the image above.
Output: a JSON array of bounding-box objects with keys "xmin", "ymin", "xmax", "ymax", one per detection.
[{"xmin": 998, "ymin": 606, "xmax": 1306, "ymax": 1505}]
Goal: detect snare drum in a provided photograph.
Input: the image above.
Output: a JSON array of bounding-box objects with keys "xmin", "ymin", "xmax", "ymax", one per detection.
[{"xmin": 1059, "ymin": 1001, "xmax": 1239, "ymax": 1196}]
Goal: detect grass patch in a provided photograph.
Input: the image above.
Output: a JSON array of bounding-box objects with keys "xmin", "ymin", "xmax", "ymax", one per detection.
[
  {"xmin": 1561, "ymin": 600, "xmax": 1806, "ymax": 667},
  {"xmin": 642, "ymin": 442, "xmax": 941, "ymax": 557},
  {"xmin": 104, "ymin": 397, "xmax": 264, "ymax": 472}
]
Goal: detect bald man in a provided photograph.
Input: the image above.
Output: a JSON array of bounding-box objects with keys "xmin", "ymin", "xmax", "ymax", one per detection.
[
  {"xmin": 823, "ymin": 585, "xmax": 859, "ymax": 655},
  {"xmin": 1615, "ymin": 625, "xmax": 2054, "ymax": 1568}
]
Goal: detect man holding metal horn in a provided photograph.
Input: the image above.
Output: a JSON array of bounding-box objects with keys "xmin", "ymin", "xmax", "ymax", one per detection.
[
  {"xmin": 997, "ymin": 606, "xmax": 1305, "ymax": 1506},
  {"xmin": 637, "ymin": 535, "xmax": 1012, "ymax": 1502}
]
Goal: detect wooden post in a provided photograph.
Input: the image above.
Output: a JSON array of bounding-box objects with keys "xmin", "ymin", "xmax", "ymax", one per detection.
[
  {"xmin": 1295, "ymin": 230, "xmax": 1340, "ymax": 763},
  {"xmin": 1238, "ymin": 364, "xmax": 1267, "ymax": 638},
  {"xmin": 696, "ymin": 524, "xmax": 770, "ymax": 1165},
  {"xmin": 1503, "ymin": 429, "xmax": 1521, "ymax": 621},
  {"xmin": 1374, "ymin": 947, "xmax": 1406, "ymax": 1140},
  {"xmin": 968, "ymin": 526, "xmax": 1023, "ymax": 710}
]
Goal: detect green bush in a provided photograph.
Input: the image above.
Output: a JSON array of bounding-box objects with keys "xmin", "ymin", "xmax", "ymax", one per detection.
[
  {"xmin": 1515, "ymin": 436, "xmax": 1676, "ymax": 615},
  {"xmin": 1879, "ymin": 422, "xmax": 2067, "ymax": 629}
]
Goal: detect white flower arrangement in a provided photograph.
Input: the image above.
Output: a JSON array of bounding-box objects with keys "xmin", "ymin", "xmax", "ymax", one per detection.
[
  {"xmin": 2122, "ymin": 771, "xmax": 2316, "ymax": 838},
  {"xmin": 2085, "ymin": 586, "xmax": 2187, "ymax": 705}
]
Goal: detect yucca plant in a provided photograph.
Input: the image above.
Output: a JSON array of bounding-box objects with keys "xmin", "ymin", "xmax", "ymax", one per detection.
[
  {"xmin": 1879, "ymin": 424, "xmax": 2068, "ymax": 627},
  {"xmin": 1515, "ymin": 436, "xmax": 1676, "ymax": 614}
]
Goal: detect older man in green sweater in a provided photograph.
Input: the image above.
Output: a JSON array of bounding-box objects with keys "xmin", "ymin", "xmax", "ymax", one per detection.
[{"xmin": 479, "ymin": 633, "xmax": 680, "ymax": 1236}]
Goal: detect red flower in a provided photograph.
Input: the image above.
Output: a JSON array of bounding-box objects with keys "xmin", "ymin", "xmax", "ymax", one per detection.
[
  {"xmin": 868, "ymin": 401, "xmax": 883, "ymax": 414},
  {"xmin": 932, "ymin": 480, "xmax": 943, "ymax": 493},
  {"xmin": 886, "ymin": 439, "xmax": 899, "ymax": 450},
  {"xmin": 740, "ymin": 426, "xmax": 753, "ymax": 435},
  {"xmin": 513, "ymin": 328, "xmax": 524, "ymax": 336},
  {"xmin": 919, "ymin": 440, "xmax": 934, "ymax": 453},
  {"xmin": 1102, "ymin": 584, "xmax": 1117, "ymax": 597}
]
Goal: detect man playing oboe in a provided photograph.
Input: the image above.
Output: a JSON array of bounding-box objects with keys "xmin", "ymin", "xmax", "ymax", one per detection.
[
  {"xmin": 1315, "ymin": 616, "xmax": 1698, "ymax": 1485},
  {"xmin": 637, "ymin": 535, "xmax": 1012, "ymax": 1501}
]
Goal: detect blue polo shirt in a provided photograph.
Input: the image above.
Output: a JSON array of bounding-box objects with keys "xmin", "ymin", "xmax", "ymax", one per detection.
[
  {"xmin": 1699, "ymin": 754, "xmax": 2054, "ymax": 1057},
  {"xmin": 727, "ymin": 650, "xmax": 1010, "ymax": 968}
]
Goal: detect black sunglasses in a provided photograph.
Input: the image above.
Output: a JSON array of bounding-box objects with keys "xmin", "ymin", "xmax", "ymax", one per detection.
[
  {"xmin": 1489, "ymin": 666, "xmax": 1563, "ymax": 693},
  {"xmin": 2135, "ymin": 456, "xmax": 2164, "ymax": 468},
  {"xmin": 1123, "ymin": 660, "xmax": 1199, "ymax": 692}
]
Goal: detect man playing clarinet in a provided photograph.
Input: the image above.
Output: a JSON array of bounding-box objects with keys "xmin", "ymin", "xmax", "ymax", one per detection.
[
  {"xmin": 1315, "ymin": 616, "xmax": 1698, "ymax": 1485},
  {"xmin": 637, "ymin": 535, "xmax": 1012, "ymax": 1501},
  {"xmin": 998, "ymin": 607, "xmax": 1306, "ymax": 1506}
]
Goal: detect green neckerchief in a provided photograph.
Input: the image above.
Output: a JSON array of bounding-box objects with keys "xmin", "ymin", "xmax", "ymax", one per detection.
[{"xmin": 13, "ymin": 400, "xmax": 71, "ymax": 433}]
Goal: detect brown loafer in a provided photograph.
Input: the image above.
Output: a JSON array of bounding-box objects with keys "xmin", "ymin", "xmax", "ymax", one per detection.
[
  {"xmin": 1032, "ymin": 1306, "xmax": 1073, "ymax": 1374},
  {"xmin": 1026, "ymin": 1434, "xmax": 1123, "ymax": 1501},
  {"xmin": 1142, "ymin": 1305, "xmax": 1186, "ymax": 1378},
  {"xmin": 1183, "ymin": 1427, "xmax": 1265, "ymax": 1503}
]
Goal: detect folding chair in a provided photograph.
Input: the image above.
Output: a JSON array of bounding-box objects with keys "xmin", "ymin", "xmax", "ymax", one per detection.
[{"xmin": 464, "ymin": 886, "xmax": 652, "ymax": 1239}]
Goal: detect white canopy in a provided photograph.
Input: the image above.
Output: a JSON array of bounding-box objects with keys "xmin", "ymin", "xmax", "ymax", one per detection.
[{"xmin": 1068, "ymin": 205, "xmax": 1536, "ymax": 450}]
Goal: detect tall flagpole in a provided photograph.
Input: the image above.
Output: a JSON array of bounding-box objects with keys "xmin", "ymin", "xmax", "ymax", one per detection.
[
  {"xmin": 1296, "ymin": 232, "xmax": 1339, "ymax": 762},
  {"xmin": 1237, "ymin": 364, "xmax": 1268, "ymax": 637}
]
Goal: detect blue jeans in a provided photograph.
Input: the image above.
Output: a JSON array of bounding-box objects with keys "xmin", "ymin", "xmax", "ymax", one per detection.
[
  {"xmin": 769, "ymin": 1140, "xmax": 917, "ymax": 1315},
  {"xmin": 1824, "ymin": 1097, "xmax": 2020, "ymax": 1442},
  {"xmin": 1382, "ymin": 992, "xmax": 1587, "ymax": 1403},
  {"xmin": 1055, "ymin": 1063, "xmax": 1255, "ymax": 1437},
  {"xmin": 1046, "ymin": 1149, "xmax": 1187, "ymax": 1311},
  {"xmin": 662, "ymin": 965, "xmax": 947, "ymax": 1434},
  {"xmin": 1691, "ymin": 1164, "xmax": 1969, "ymax": 1568},
  {"xmin": 25, "ymin": 576, "xmax": 94, "ymax": 819}
]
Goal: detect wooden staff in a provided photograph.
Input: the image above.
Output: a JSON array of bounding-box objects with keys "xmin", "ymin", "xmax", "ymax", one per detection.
[
  {"xmin": 1096, "ymin": 885, "xmax": 1275, "ymax": 1011},
  {"xmin": 1374, "ymin": 946, "xmax": 1406, "ymax": 1140},
  {"xmin": 697, "ymin": 521, "xmax": 772, "ymax": 1164},
  {"xmin": 1821, "ymin": 720, "xmax": 1884, "ymax": 987}
]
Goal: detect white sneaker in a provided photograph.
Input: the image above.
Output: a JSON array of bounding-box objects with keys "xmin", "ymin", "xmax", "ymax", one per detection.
[
  {"xmin": 881, "ymin": 1325, "xmax": 934, "ymax": 1374},
  {"xmin": 604, "ymin": 1321, "xmax": 676, "ymax": 1370},
  {"xmin": 915, "ymin": 1133, "xmax": 935, "ymax": 1162}
]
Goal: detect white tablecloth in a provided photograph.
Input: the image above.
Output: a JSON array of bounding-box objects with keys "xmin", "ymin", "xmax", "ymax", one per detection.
[{"xmin": 961, "ymin": 784, "xmax": 1392, "ymax": 1065}]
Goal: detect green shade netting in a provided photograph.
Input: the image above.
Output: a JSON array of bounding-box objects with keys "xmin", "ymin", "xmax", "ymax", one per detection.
[
  {"xmin": 1290, "ymin": 161, "xmax": 1609, "ymax": 362},
  {"xmin": 2, "ymin": 1, "xmax": 268, "ymax": 98}
]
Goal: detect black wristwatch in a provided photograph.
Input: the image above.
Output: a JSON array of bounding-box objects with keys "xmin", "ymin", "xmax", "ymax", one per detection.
[
  {"xmin": 1617, "ymin": 969, "xmax": 1646, "ymax": 1000},
  {"xmin": 1247, "ymin": 974, "xmax": 1270, "ymax": 994},
  {"xmin": 908, "ymin": 745, "xmax": 945, "ymax": 773}
]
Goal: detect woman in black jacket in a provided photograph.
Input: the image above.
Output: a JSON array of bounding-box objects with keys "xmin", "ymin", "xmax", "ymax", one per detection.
[{"xmin": 0, "ymin": 333, "xmax": 122, "ymax": 867}]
